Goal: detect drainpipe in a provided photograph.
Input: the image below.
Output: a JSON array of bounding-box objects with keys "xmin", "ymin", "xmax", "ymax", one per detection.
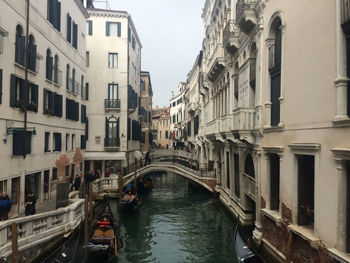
[{"xmin": 23, "ymin": 0, "xmax": 30, "ymax": 158}]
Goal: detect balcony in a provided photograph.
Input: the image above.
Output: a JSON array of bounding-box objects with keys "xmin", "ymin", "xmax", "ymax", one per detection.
[
  {"xmin": 0, "ymin": 27, "xmax": 8, "ymax": 54},
  {"xmin": 207, "ymin": 45, "xmax": 226, "ymax": 82},
  {"xmin": 236, "ymin": 0, "xmax": 258, "ymax": 34},
  {"xmin": 205, "ymin": 119, "xmax": 221, "ymax": 136},
  {"xmin": 242, "ymin": 172, "xmax": 256, "ymax": 201},
  {"xmin": 104, "ymin": 137, "xmax": 120, "ymax": 150},
  {"xmin": 232, "ymin": 108, "xmax": 256, "ymax": 131},
  {"xmin": 220, "ymin": 115, "xmax": 233, "ymax": 133},
  {"xmin": 105, "ymin": 99, "xmax": 121, "ymax": 111},
  {"xmin": 223, "ymin": 20, "xmax": 239, "ymax": 55}
]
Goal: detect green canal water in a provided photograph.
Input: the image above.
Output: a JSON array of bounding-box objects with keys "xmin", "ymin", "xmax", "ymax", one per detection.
[{"xmin": 74, "ymin": 173, "xmax": 242, "ymax": 263}]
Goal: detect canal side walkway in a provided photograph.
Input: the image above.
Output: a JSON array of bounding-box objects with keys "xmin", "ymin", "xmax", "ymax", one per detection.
[{"xmin": 12, "ymin": 198, "xmax": 57, "ymax": 219}]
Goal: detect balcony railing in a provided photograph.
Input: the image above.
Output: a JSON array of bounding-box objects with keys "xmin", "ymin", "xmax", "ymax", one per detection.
[
  {"xmin": 105, "ymin": 99, "xmax": 121, "ymax": 109},
  {"xmin": 223, "ymin": 20, "xmax": 239, "ymax": 54},
  {"xmin": 232, "ymin": 108, "xmax": 256, "ymax": 130},
  {"xmin": 236, "ymin": 0, "xmax": 258, "ymax": 33},
  {"xmin": 341, "ymin": 0, "xmax": 350, "ymax": 25},
  {"xmin": 53, "ymin": 69, "xmax": 62, "ymax": 86},
  {"xmin": 104, "ymin": 137, "xmax": 120, "ymax": 147}
]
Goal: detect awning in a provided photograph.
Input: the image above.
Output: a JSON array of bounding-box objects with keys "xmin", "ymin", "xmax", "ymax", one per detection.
[
  {"xmin": 84, "ymin": 151, "xmax": 126, "ymax": 161},
  {"xmin": 0, "ymin": 27, "xmax": 8, "ymax": 37}
]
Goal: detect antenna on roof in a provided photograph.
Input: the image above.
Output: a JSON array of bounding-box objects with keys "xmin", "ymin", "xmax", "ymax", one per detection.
[{"xmin": 93, "ymin": 0, "xmax": 110, "ymax": 10}]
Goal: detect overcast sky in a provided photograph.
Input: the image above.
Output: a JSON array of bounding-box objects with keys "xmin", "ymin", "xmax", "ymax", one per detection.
[{"xmin": 94, "ymin": 0, "xmax": 205, "ymax": 107}]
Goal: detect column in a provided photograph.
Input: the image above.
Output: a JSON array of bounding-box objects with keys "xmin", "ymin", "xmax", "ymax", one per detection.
[
  {"xmin": 253, "ymin": 150, "xmax": 263, "ymax": 243},
  {"xmin": 278, "ymin": 24, "xmax": 286, "ymax": 128},
  {"xmin": 264, "ymin": 38, "xmax": 274, "ymax": 128},
  {"xmin": 336, "ymin": 159, "xmax": 347, "ymax": 252}
]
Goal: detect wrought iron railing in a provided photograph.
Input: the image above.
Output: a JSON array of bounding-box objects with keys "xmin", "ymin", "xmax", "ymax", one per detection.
[
  {"xmin": 104, "ymin": 137, "xmax": 120, "ymax": 147},
  {"xmin": 105, "ymin": 99, "xmax": 121, "ymax": 109}
]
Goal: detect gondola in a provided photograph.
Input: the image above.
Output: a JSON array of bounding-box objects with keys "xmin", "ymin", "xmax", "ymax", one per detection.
[
  {"xmin": 88, "ymin": 201, "xmax": 119, "ymax": 258},
  {"xmin": 42, "ymin": 227, "xmax": 80, "ymax": 263},
  {"xmin": 120, "ymin": 184, "xmax": 141, "ymax": 210},
  {"xmin": 234, "ymin": 225, "xmax": 261, "ymax": 263},
  {"xmin": 137, "ymin": 177, "xmax": 153, "ymax": 193}
]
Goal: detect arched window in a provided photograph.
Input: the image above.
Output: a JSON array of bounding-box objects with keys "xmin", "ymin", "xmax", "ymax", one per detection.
[
  {"xmin": 234, "ymin": 62, "xmax": 239, "ymax": 108},
  {"xmin": 268, "ymin": 17, "xmax": 282, "ymax": 127},
  {"xmin": 15, "ymin": 25, "xmax": 25, "ymax": 65},
  {"xmin": 105, "ymin": 116, "xmax": 120, "ymax": 147},
  {"xmin": 249, "ymin": 42, "xmax": 257, "ymax": 108},
  {"xmin": 72, "ymin": 68, "xmax": 75, "ymax": 93},
  {"xmin": 244, "ymin": 153, "xmax": 255, "ymax": 178},
  {"xmin": 81, "ymin": 75, "xmax": 84, "ymax": 96},
  {"xmin": 28, "ymin": 35, "xmax": 37, "ymax": 72},
  {"xmin": 66, "ymin": 64, "xmax": 70, "ymax": 90},
  {"xmin": 54, "ymin": 55, "xmax": 59, "ymax": 84},
  {"xmin": 46, "ymin": 49, "xmax": 53, "ymax": 81}
]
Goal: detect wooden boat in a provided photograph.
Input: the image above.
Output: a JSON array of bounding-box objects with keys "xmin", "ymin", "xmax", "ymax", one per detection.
[
  {"xmin": 234, "ymin": 226, "xmax": 261, "ymax": 263},
  {"xmin": 88, "ymin": 201, "xmax": 119, "ymax": 257},
  {"xmin": 120, "ymin": 183, "xmax": 141, "ymax": 209},
  {"xmin": 137, "ymin": 177, "xmax": 153, "ymax": 193},
  {"xmin": 42, "ymin": 228, "xmax": 80, "ymax": 263}
]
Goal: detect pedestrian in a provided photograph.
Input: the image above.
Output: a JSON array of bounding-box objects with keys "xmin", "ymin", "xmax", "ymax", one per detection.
[
  {"xmin": 25, "ymin": 191, "xmax": 36, "ymax": 216},
  {"xmin": 73, "ymin": 174, "xmax": 81, "ymax": 191},
  {"xmin": 0, "ymin": 192, "xmax": 11, "ymax": 221},
  {"xmin": 145, "ymin": 151, "xmax": 150, "ymax": 165},
  {"xmin": 105, "ymin": 168, "xmax": 111, "ymax": 178}
]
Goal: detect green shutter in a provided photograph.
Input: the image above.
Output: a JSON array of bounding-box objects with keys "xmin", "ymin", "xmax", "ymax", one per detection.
[
  {"xmin": 117, "ymin": 22, "xmax": 121, "ymax": 37},
  {"xmin": 88, "ymin": 21, "xmax": 93, "ymax": 35},
  {"xmin": 67, "ymin": 14, "xmax": 71, "ymax": 43},
  {"xmin": 106, "ymin": 22, "xmax": 110, "ymax": 36},
  {"xmin": 56, "ymin": 1, "xmax": 61, "ymax": 31},
  {"xmin": 58, "ymin": 94, "xmax": 62, "ymax": 117},
  {"xmin": 85, "ymin": 83, "xmax": 89, "ymax": 100},
  {"xmin": 32, "ymin": 84, "xmax": 38, "ymax": 112},
  {"xmin": 10, "ymin": 74, "xmax": 16, "ymax": 107},
  {"xmin": 105, "ymin": 117, "xmax": 109, "ymax": 139}
]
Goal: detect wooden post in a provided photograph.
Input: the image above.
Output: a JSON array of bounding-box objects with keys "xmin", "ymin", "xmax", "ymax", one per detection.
[
  {"xmin": 286, "ymin": 231, "xmax": 294, "ymax": 263},
  {"xmin": 84, "ymin": 196, "xmax": 89, "ymax": 262},
  {"xmin": 11, "ymin": 223, "xmax": 18, "ymax": 263},
  {"xmin": 118, "ymin": 168, "xmax": 123, "ymax": 208},
  {"xmin": 89, "ymin": 184, "xmax": 93, "ymax": 229}
]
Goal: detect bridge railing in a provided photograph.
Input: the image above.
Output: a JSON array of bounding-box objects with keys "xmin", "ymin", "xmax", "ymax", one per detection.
[{"xmin": 0, "ymin": 198, "xmax": 84, "ymax": 258}]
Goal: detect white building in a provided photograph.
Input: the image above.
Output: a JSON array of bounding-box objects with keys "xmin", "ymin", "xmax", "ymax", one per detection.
[
  {"xmin": 169, "ymin": 82, "xmax": 186, "ymax": 145},
  {"xmin": 84, "ymin": 6, "xmax": 142, "ymax": 176},
  {"xmin": 0, "ymin": 0, "xmax": 88, "ymax": 216}
]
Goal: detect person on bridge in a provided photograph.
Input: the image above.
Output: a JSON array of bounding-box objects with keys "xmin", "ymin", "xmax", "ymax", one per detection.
[
  {"xmin": 0, "ymin": 192, "xmax": 11, "ymax": 221},
  {"xmin": 74, "ymin": 174, "xmax": 81, "ymax": 191},
  {"xmin": 25, "ymin": 191, "xmax": 36, "ymax": 216},
  {"xmin": 145, "ymin": 151, "xmax": 151, "ymax": 165}
]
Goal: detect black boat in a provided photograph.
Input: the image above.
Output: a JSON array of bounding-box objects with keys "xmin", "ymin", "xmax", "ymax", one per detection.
[
  {"xmin": 137, "ymin": 177, "xmax": 153, "ymax": 193},
  {"xmin": 42, "ymin": 228, "xmax": 80, "ymax": 263},
  {"xmin": 88, "ymin": 201, "xmax": 119, "ymax": 257},
  {"xmin": 234, "ymin": 226, "xmax": 261, "ymax": 263},
  {"xmin": 120, "ymin": 183, "xmax": 141, "ymax": 209}
]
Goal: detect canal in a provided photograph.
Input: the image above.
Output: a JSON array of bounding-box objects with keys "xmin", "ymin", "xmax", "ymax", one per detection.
[{"xmin": 74, "ymin": 173, "xmax": 244, "ymax": 263}]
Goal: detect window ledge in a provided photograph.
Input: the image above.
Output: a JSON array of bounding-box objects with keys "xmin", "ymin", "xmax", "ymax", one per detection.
[
  {"xmin": 328, "ymin": 248, "xmax": 350, "ymax": 263},
  {"xmin": 333, "ymin": 117, "xmax": 350, "ymax": 127},
  {"xmin": 14, "ymin": 62, "xmax": 37, "ymax": 75},
  {"xmin": 288, "ymin": 224, "xmax": 320, "ymax": 249},
  {"xmin": 261, "ymin": 208, "xmax": 282, "ymax": 226},
  {"xmin": 263, "ymin": 126, "xmax": 284, "ymax": 133}
]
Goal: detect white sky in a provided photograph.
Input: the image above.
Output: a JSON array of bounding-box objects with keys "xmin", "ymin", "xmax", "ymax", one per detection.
[{"xmin": 94, "ymin": 0, "xmax": 205, "ymax": 107}]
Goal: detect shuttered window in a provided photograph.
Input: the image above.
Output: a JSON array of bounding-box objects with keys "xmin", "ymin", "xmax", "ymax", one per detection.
[
  {"xmin": 66, "ymin": 98, "xmax": 79, "ymax": 121},
  {"xmin": 0, "ymin": 69, "xmax": 3, "ymax": 104},
  {"xmin": 67, "ymin": 14, "xmax": 72, "ymax": 43},
  {"xmin": 81, "ymin": 104, "xmax": 86, "ymax": 123},
  {"xmin": 47, "ymin": 0, "xmax": 61, "ymax": 31},
  {"xmin": 13, "ymin": 131, "xmax": 32, "ymax": 156},
  {"xmin": 80, "ymin": 135, "xmax": 86, "ymax": 150},
  {"xmin": 53, "ymin": 133, "xmax": 62, "ymax": 151},
  {"xmin": 72, "ymin": 22, "xmax": 78, "ymax": 49},
  {"xmin": 87, "ymin": 20, "xmax": 93, "ymax": 36},
  {"xmin": 106, "ymin": 22, "xmax": 121, "ymax": 37},
  {"xmin": 44, "ymin": 132, "xmax": 50, "ymax": 152},
  {"xmin": 10, "ymin": 74, "xmax": 38, "ymax": 112},
  {"xmin": 85, "ymin": 83, "xmax": 89, "ymax": 100}
]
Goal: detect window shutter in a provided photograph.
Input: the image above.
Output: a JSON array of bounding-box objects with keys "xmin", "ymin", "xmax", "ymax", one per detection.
[
  {"xmin": 52, "ymin": 0, "xmax": 57, "ymax": 29},
  {"xmin": 67, "ymin": 14, "xmax": 72, "ymax": 43},
  {"xmin": 117, "ymin": 117, "xmax": 120, "ymax": 139},
  {"xmin": 127, "ymin": 118, "xmax": 131, "ymax": 140},
  {"xmin": 75, "ymin": 101, "xmax": 79, "ymax": 121},
  {"xmin": 85, "ymin": 83, "xmax": 89, "ymax": 100},
  {"xmin": 13, "ymin": 131, "xmax": 25, "ymax": 156},
  {"xmin": 105, "ymin": 117, "xmax": 109, "ymax": 139},
  {"xmin": 10, "ymin": 75, "xmax": 17, "ymax": 106},
  {"xmin": 88, "ymin": 21, "xmax": 93, "ymax": 35},
  {"xmin": 48, "ymin": 91, "xmax": 53, "ymax": 112},
  {"xmin": 46, "ymin": 56, "xmax": 53, "ymax": 80},
  {"xmin": 56, "ymin": 1, "xmax": 61, "ymax": 31},
  {"xmin": 66, "ymin": 98, "xmax": 69, "ymax": 119},
  {"xmin": 57, "ymin": 133, "xmax": 62, "ymax": 151},
  {"xmin": 106, "ymin": 22, "xmax": 110, "ymax": 36},
  {"xmin": 29, "ymin": 44, "xmax": 37, "ymax": 72},
  {"xmin": 0, "ymin": 69, "xmax": 2, "ymax": 104},
  {"xmin": 32, "ymin": 84, "xmax": 38, "ymax": 112},
  {"xmin": 43, "ymin": 89, "xmax": 47, "ymax": 113},
  {"xmin": 73, "ymin": 22, "xmax": 78, "ymax": 49},
  {"xmin": 19, "ymin": 78, "xmax": 25, "ymax": 102},
  {"xmin": 117, "ymin": 22, "xmax": 121, "ymax": 37},
  {"xmin": 48, "ymin": 0, "xmax": 54, "ymax": 22},
  {"xmin": 25, "ymin": 132, "xmax": 32, "ymax": 154},
  {"xmin": 57, "ymin": 94, "xmax": 62, "ymax": 117},
  {"xmin": 85, "ymin": 118, "xmax": 89, "ymax": 140}
]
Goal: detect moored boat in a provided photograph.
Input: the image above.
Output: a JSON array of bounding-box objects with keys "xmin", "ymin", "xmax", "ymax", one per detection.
[
  {"xmin": 234, "ymin": 226, "xmax": 261, "ymax": 263},
  {"xmin": 88, "ymin": 201, "xmax": 119, "ymax": 258}
]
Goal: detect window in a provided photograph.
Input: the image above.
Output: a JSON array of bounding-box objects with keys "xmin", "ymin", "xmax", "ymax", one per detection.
[
  {"xmin": 0, "ymin": 69, "xmax": 3, "ymax": 104},
  {"xmin": 71, "ymin": 134, "xmax": 75, "ymax": 150},
  {"xmin": 297, "ymin": 155, "xmax": 315, "ymax": 229},
  {"xmin": 53, "ymin": 55, "xmax": 60, "ymax": 85},
  {"xmin": 165, "ymin": 131, "xmax": 169, "ymax": 139},
  {"xmin": 10, "ymin": 74, "xmax": 38, "ymax": 112},
  {"xmin": 66, "ymin": 64, "xmax": 70, "ymax": 90},
  {"xmin": 67, "ymin": 13, "xmax": 71, "ymax": 43},
  {"xmin": 28, "ymin": 35, "xmax": 37, "ymax": 72},
  {"xmin": 53, "ymin": 133, "xmax": 62, "ymax": 151},
  {"xmin": 81, "ymin": 135, "xmax": 86, "ymax": 150},
  {"xmin": 66, "ymin": 134, "xmax": 70, "ymax": 151},
  {"xmin": 43, "ymin": 89, "xmax": 62, "ymax": 117},
  {"xmin": 108, "ymin": 84, "xmax": 118, "ymax": 100},
  {"xmin": 234, "ymin": 154, "xmax": 240, "ymax": 197},
  {"xmin": 105, "ymin": 117, "xmax": 120, "ymax": 147},
  {"xmin": 128, "ymin": 27, "xmax": 131, "ymax": 42},
  {"xmin": 85, "ymin": 83, "xmax": 89, "ymax": 100},
  {"xmin": 44, "ymin": 132, "xmax": 50, "ymax": 152},
  {"xmin": 13, "ymin": 131, "xmax": 32, "ymax": 156},
  {"xmin": 159, "ymin": 131, "xmax": 162, "ymax": 139},
  {"xmin": 86, "ymin": 20, "xmax": 93, "ymax": 36},
  {"xmin": 194, "ymin": 116, "xmax": 199, "ymax": 135},
  {"xmin": 132, "ymin": 35, "xmax": 136, "ymax": 49},
  {"xmin": 172, "ymin": 115, "xmax": 176, "ymax": 123},
  {"xmin": 141, "ymin": 80, "xmax": 145, "ymax": 91},
  {"xmin": 269, "ymin": 17, "xmax": 282, "ymax": 127},
  {"xmin": 108, "ymin": 53, "xmax": 118, "ymax": 68},
  {"xmin": 86, "ymin": 51, "xmax": 89, "ymax": 67},
  {"xmin": 226, "ymin": 152, "xmax": 230, "ymax": 189},
  {"xmin": 52, "ymin": 167, "xmax": 58, "ymax": 180},
  {"xmin": 46, "ymin": 49, "xmax": 53, "ymax": 81},
  {"xmin": 106, "ymin": 22, "xmax": 121, "ymax": 37},
  {"xmin": 47, "ymin": 0, "xmax": 61, "ymax": 31},
  {"xmin": 72, "ymin": 22, "xmax": 78, "ymax": 49},
  {"xmin": 141, "ymin": 132, "xmax": 145, "ymax": 143},
  {"xmin": 72, "ymin": 68, "xmax": 76, "ymax": 93},
  {"xmin": 66, "ymin": 98, "xmax": 79, "ymax": 121},
  {"xmin": 187, "ymin": 121, "xmax": 191, "ymax": 136},
  {"xmin": 269, "ymin": 154, "xmax": 280, "ymax": 211},
  {"xmin": 15, "ymin": 25, "xmax": 25, "ymax": 66},
  {"xmin": 81, "ymin": 104, "xmax": 86, "ymax": 123}
]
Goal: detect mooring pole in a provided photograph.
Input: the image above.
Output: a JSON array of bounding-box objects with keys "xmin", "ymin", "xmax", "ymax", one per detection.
[
  {"xmin": 84, "ymin": 196, "xmax": 88, "ymax": 262},
  {"xmin": 286, "ymin": 231, "xmax": 294, "ymax": 262},
  {"xmin": 118, "ymin": 168, "xmax": 123, "ymax": 209},
  {"xmin": 11, "ymin": 223, "xmax": 18, "ymax": 263},
  {"xmin": 134, "ymin": 158, "xmax": 138, "ymax": 194}
]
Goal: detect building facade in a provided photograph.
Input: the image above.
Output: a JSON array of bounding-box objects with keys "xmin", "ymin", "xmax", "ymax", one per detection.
[
  {"xmin": 169, "ymin": 82, "xmax": 186, "ymax": 146},
  {"xmin": 151, "ymin": 106, "xmax": 169, "ymax": 148},
  {"xmin": 180, "ymin": 0, "xmax": 350, "ymax": 262},
  {"xmin": 84, "ymin": 6, "xmax": 142, "ymax": 176},
  {"xmin": 140, "ymin": 71, "xmax": 153, "ymax": 153},
  {"xmin": 0, "ymin": 0, "xmax": 88, "ymax": 216}
]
